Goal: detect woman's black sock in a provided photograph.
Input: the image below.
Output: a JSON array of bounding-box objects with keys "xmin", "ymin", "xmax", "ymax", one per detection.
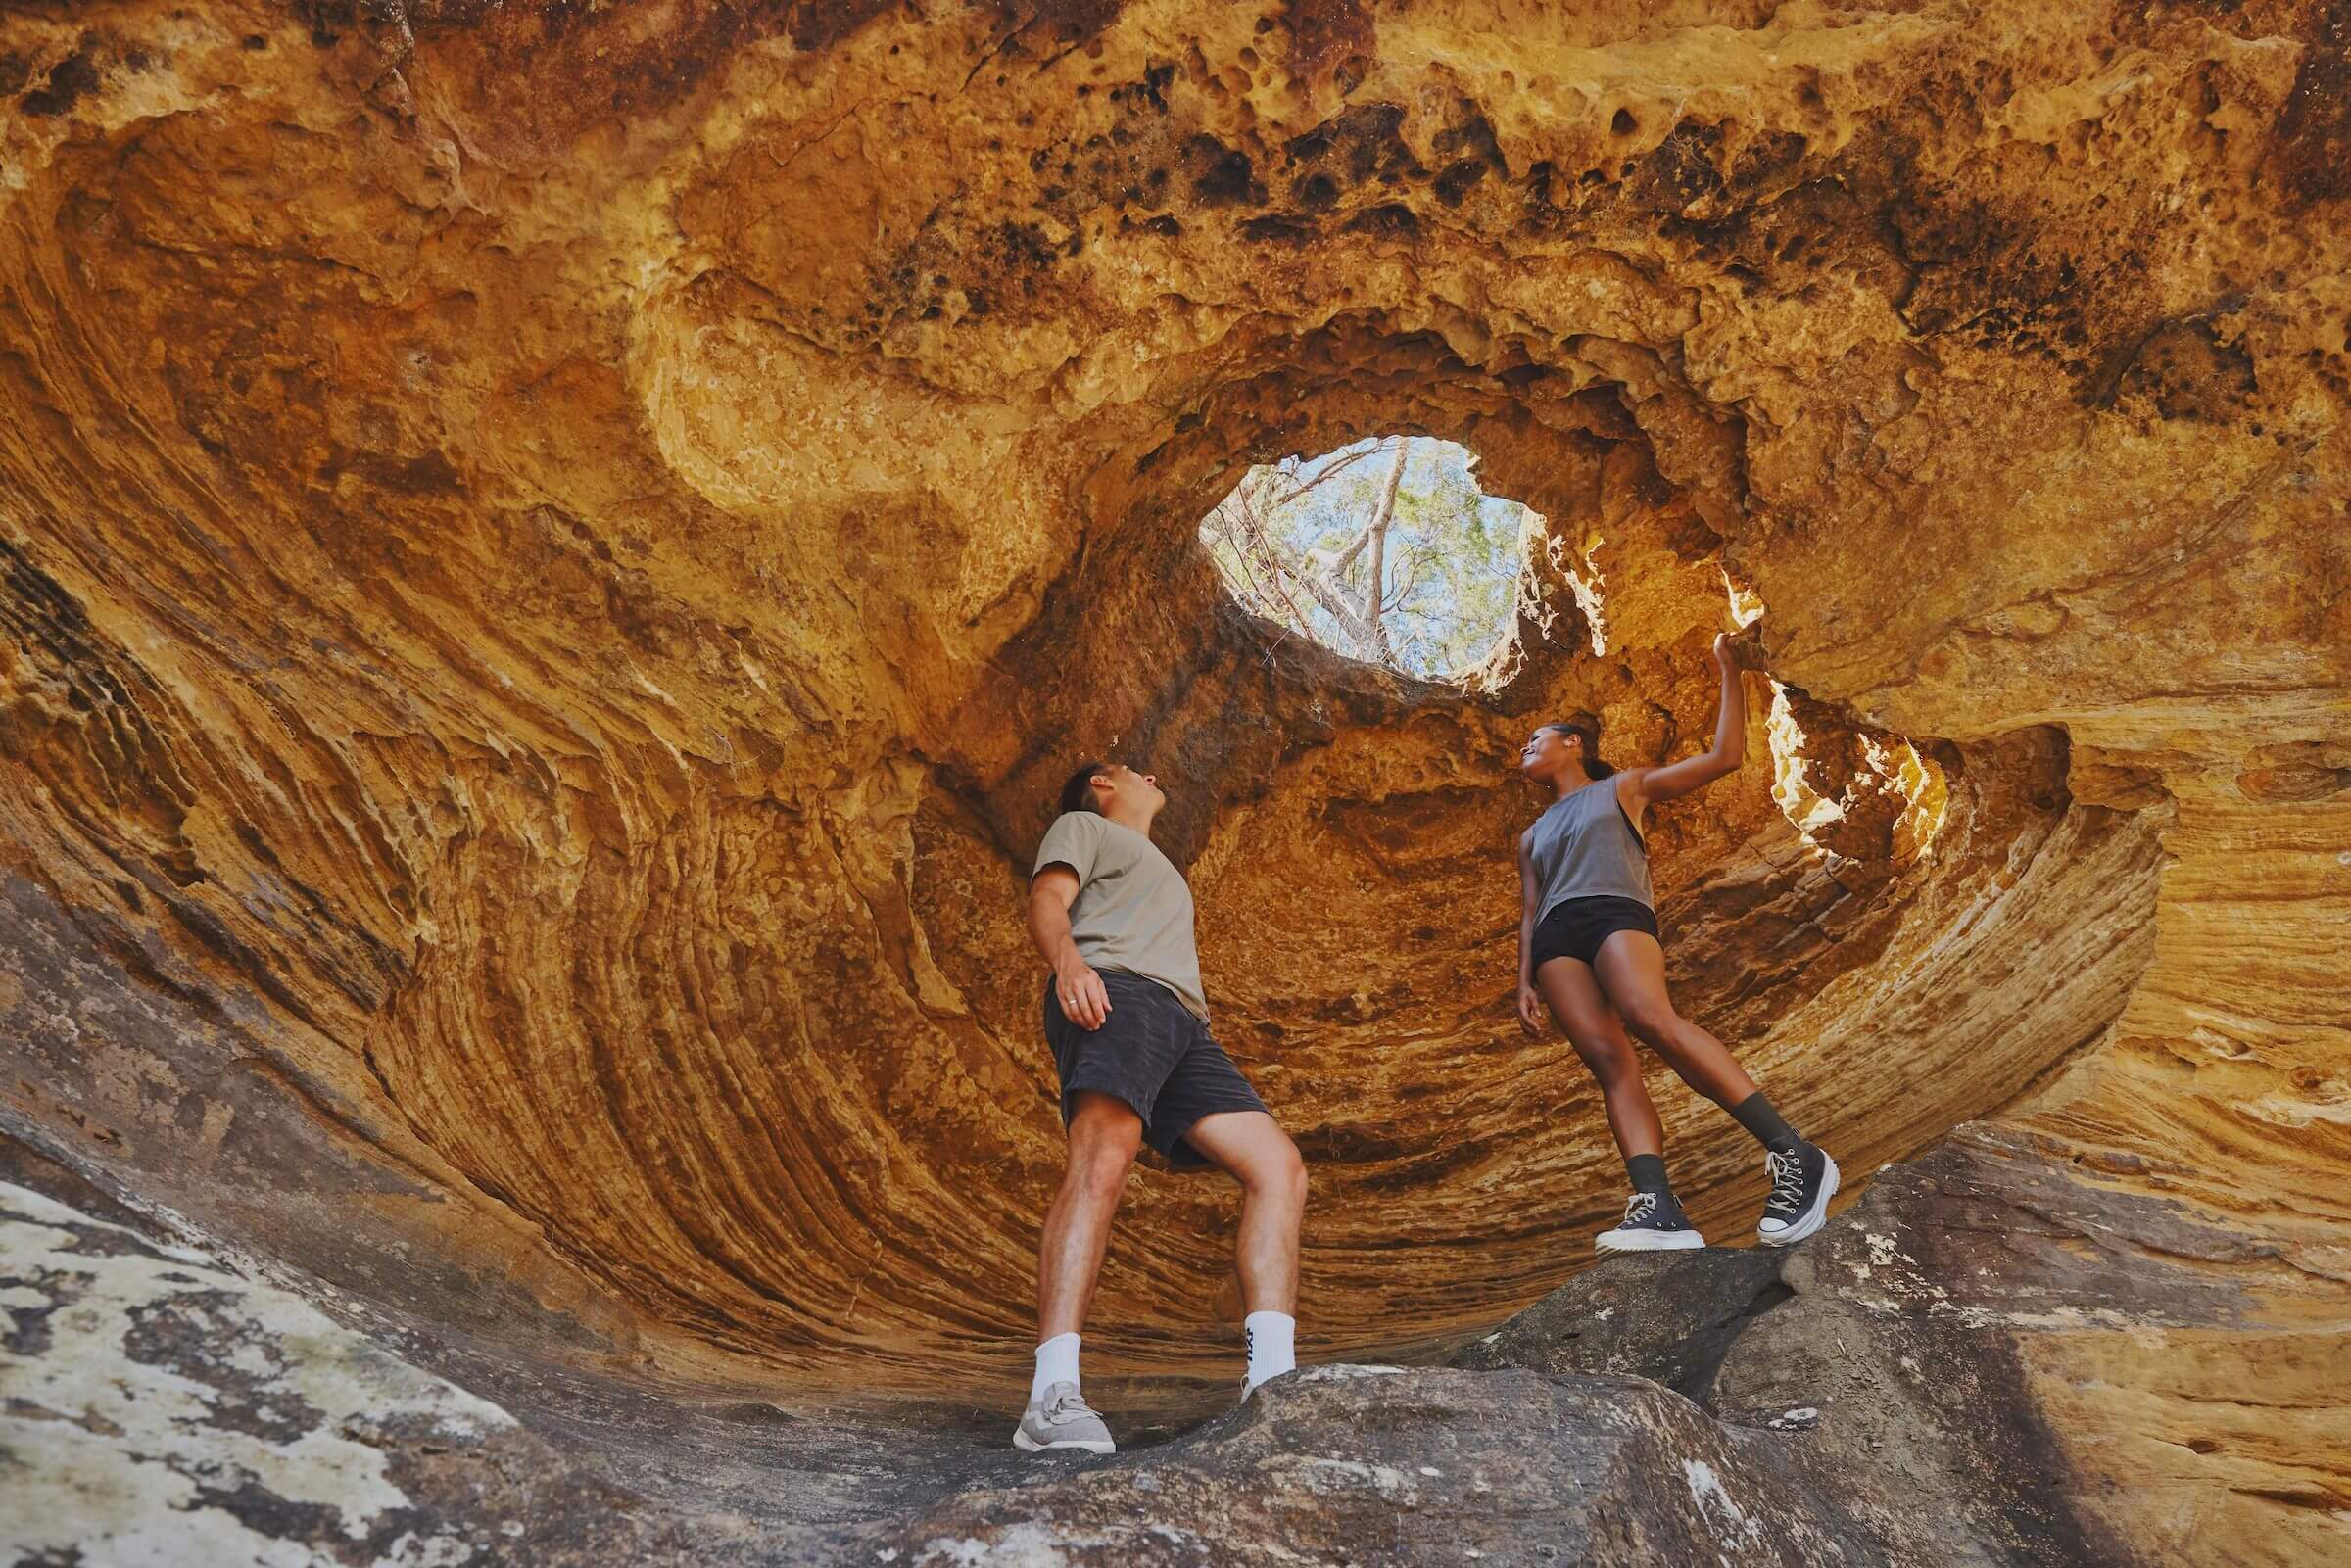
[
  {"xmin": 1625, "ymin": 1153, "xmax": 1674, "ymax": 1201},
  {"xmin": 1730, "ymin": 1091, "xmax": 1804, "ymax": 1155}
]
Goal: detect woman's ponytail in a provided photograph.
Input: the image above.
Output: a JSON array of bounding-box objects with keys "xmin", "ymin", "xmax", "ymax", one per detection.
[{"xmin": 1548, "ymin": 714, "xmax": 1613, "ymax": 779}]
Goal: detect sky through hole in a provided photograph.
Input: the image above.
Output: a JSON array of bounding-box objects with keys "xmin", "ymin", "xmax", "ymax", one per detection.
[{"xmin": 1199, "ymin": 437, "xmax": 1538, "ymax": 680}]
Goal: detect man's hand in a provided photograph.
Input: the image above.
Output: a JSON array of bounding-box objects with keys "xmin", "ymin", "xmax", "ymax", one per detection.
[
  {"xmin": 1517, "ymin": 982, "xmax": 1545, "ymax": 1038},
  {"xmin": 1055, "ymin": 958, "xmax": 1113, "ymax": 1030},
  {"xmin": 1711, "ymin": 630, "xmax": 1737, "ymax": 671},
  {"xmin": 1029, "ymin": 867, "xmax": 1110, "ymax": 1028}
]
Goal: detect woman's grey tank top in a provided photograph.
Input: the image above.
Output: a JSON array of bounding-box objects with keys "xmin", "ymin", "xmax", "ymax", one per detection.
[{"xmin": 1529, "ymin": 780, "xmax": 1653, "ymax": 919}]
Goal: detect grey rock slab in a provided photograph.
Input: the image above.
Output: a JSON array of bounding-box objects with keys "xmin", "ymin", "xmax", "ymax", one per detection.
[
  {"xmin": 0, "ymin": 1173, "xmax": 783, "ymax": 1567},
  {"xmin": 846, "ymin": 1364, "xmax": 1890, "ymax": 1567},
  {"xmin": 1450, "ymin": 1245, "xmax": 1790, "ymax": 1405},
  {"xmin": 6, "ymin": 1120, "xmax": 2236, "ymax": 1568}
]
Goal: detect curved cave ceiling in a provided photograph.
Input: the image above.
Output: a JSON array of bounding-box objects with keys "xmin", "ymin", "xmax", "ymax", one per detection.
[{"xmin": 0, "ymin": 0, "xmax": 2343, "ymax": 1405}]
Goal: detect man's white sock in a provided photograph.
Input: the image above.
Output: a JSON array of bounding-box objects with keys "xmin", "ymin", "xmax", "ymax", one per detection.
[
  {"xmin": 1244, "ymin": 1310, "xmax": 1296, "ymax": 1392},
  {"xmin": 1031, "ymin": 1332, "xmax": 1081, "ymax": 1402}
]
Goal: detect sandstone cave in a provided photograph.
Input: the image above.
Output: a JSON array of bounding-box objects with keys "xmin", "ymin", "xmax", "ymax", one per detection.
[{"xmin": 0, "ymin": 2, "xmax": 2345, "ymax": 1564}]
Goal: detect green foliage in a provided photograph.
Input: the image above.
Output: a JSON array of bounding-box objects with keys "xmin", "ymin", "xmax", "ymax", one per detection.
[{"xmin": 1200, "ymin": 437, "xmax": 1534, "ymax": 679}]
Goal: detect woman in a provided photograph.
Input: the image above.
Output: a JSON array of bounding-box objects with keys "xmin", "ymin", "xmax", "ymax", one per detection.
[{"xmin": 1515, "ymin": 632, "xmax": 1839, "ymax": 1254}]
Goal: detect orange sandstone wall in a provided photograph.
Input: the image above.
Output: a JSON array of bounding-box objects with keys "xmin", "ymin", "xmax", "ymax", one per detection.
[{"xmin": 0, "ymin": 2, "xmax": 2343, "ymax": 1546}]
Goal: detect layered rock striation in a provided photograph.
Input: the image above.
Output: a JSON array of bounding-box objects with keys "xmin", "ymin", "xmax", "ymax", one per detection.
[{"xmin": 1, "ymin": 0, "xmax": 2346, "ymax": 1559}]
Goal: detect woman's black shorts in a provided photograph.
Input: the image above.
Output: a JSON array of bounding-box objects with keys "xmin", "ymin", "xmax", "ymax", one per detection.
[
  {"xmin": 1041, "ymin": 970, "xmax": 1271, "ymax": 1169},
  {"xmin": 1531, "ymin": 895, "xmax": 1660, "ymax": 970}
]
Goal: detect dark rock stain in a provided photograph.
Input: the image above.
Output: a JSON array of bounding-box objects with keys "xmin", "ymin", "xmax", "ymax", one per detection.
[
  {"xmin": 1293, "ymin": 171, "xmax": 1340, "ymax": 210},
  {"xmin": 20, "ymin": 39, "xmax": 99, "ymax": 118},
  {"xmin": 2267, "ymin": 0, "xmax": 2351, "ymax": 204},
  {"xmin": 977, "ymin": 0, "xmax": 1127, "ymax": 52},
  {"xmin": 1240, "ymin": 213, "xmax": 1319, "ymax": 244},
  {"xmin": 1631, "ymin": 121, "xmax": 1728, "ymax": 215},
  {"xmin": 123, "ymin": 1291, "xmax": 329, "ymax": 1443},
  {"xmin": 1432, "ymin": 159, "xmax": 1488, "ymax": 207},
  {"xmin": 1186, "ymin": 137, "xmax": 1264, "ymax": 206},
  {"xmin": 0, "ymin": 1269, "xmax": 76, "ymax": 1355},
  {"xmin": 1343, "ymin": 202, "xmax": 1418, "ymax": 237},
  {"xmin": 2095, "ymin": 310, "xmax": 2260, "ymax": 423},
  {"xmin": 1286, "ymin": 103, "xmax": 1413, "ymax": 186}
]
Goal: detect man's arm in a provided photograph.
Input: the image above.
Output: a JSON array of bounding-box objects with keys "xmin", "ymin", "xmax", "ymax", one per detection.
[{"xmin": 1028, "ymin": 866, "xmax": 1112, "ymax": 1030}]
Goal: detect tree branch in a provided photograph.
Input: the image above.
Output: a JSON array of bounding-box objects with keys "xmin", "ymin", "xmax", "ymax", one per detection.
[
  {"xmin": 1271, "ymin": 443, "xmax": 1380, "ymax": 509},
  {"xmin": 1361, "ymin": 437, "xmax": 1410, "ymax": 663}
]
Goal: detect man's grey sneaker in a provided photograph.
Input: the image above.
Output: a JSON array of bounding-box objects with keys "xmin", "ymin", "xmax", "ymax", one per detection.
[
  {"xmin": 1595, "ymin": 1190, "xmax": 1706, "ymax": 1254},
  {"xmin": 1757, "ymin": 1144, "xmax": 1840, "ymax": 1247},
  {"xmin": 1012, "ymin": 1381, "xmax": 1114, "ymax": 1454}
]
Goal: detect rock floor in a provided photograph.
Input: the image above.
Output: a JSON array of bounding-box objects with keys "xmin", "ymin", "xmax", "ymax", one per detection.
[{"xmin": 11, "ymin": 1124, "xmax": 2335, "ymax": 1566}]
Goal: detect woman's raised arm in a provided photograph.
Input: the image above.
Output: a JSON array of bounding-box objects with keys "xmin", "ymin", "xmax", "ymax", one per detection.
[{"xmin": 1630, "ymin": 633, "xmax": 1749, "ymax": 806}]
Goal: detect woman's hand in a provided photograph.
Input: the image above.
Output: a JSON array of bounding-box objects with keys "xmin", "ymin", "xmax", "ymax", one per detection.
[
  {"xmin": 1517, "ymin": 982, "xmax": 1545, "ymax": 1038},
  {"xmin": 1711, "ymin": 630, "xmax": 1737, "ymax": 671},
  {"xmin": 1054, "ymin": 958, "xmax": 1113, "ymax": 1030}
]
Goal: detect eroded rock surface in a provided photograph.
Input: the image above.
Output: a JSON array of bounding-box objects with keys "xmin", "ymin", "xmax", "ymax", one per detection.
[
  {"xmin": 0, "ymin": 0, "xmax": 2345, "ymax": 1560},
  {"xmin": 0, "ymin": 1141, "xmax": 778, "ymax": 1566},
  {"xmin": 1463, "ymin": 1126, "xmax": 2351, "ymax": 1567},
  {"xmin": 19, "ymin": 1122, "xmax": 2327, "ymax": 1565},
  {"xmin": 855, "ymin": 1365, "xmax": 1881, "ymax": 1568}
]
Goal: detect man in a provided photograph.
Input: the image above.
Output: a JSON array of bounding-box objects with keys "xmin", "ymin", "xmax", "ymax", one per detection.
[{"xmin": 1014, "ymin": 758, "xmax": 1307, "ymax": 1454}]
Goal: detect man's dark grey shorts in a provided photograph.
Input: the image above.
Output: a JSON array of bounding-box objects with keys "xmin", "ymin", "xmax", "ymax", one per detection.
[{"xmin": 1042, "ymin": 970, "xmax": 1271, "ymax": 1169}]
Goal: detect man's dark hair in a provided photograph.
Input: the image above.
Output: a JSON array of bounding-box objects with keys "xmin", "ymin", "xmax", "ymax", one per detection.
[
  {"xmin": 1056, "ymin": 759, "xmax": 1108, "ymax": 817},
  {"xmin": 1542, "ymin": 714, "xmax": 1615, "ymax": 779}
]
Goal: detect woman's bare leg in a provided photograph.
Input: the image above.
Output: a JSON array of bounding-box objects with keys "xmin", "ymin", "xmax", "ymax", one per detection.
[
  {"xmin": 1588, "ymin": 931, "xmax": 1761, "ymax": 1109},
  {"xmin": 1534, "ymin": 955, "xmax": 1663, "ymax": 1159},
  {"xmin": 1589, "ymin": 928, "xmax": 1838, "ymax": 1244}
]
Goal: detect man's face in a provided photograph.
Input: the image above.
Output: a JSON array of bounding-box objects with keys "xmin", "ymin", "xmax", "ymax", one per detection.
[{"xmin": 1095, "ymin": 761, "xmax": 1165, "ymax": 810}]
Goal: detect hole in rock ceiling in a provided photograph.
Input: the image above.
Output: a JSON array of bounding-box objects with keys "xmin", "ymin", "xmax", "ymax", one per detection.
[{"xmin": 1199, "ymin": 436, "xmax": 1536, "ymax": 681}]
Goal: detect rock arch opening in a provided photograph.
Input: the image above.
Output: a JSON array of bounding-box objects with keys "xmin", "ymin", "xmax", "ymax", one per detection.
[{"xmin": 1197, "ymin": 436, "xmax": 1537, "ymax": 682}]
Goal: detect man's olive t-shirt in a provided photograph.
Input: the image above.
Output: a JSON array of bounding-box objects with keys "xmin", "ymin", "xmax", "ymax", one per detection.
[{"xmin": 1032, "ymin": 812, "xmax": 1209, "ymax": 1021}]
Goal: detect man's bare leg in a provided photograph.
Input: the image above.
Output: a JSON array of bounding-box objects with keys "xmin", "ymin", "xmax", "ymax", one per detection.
[
  {"xmin": 1036, "ymin": 1092, "xmax": 1143, "ymax": 1340},
  {"xmin": 1016, "ymin": 1092, "xmax": 1140, "ymax": 1453},
  {"xmin": 1183, "ymin": 1109, "xmax": 1307, "ymax": 1392}
]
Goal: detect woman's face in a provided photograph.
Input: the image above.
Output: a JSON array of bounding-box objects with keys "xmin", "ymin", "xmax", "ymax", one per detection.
[{"xmin": 1519, "ymin": 727, "xmax": 1573, "ymax": 780}]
